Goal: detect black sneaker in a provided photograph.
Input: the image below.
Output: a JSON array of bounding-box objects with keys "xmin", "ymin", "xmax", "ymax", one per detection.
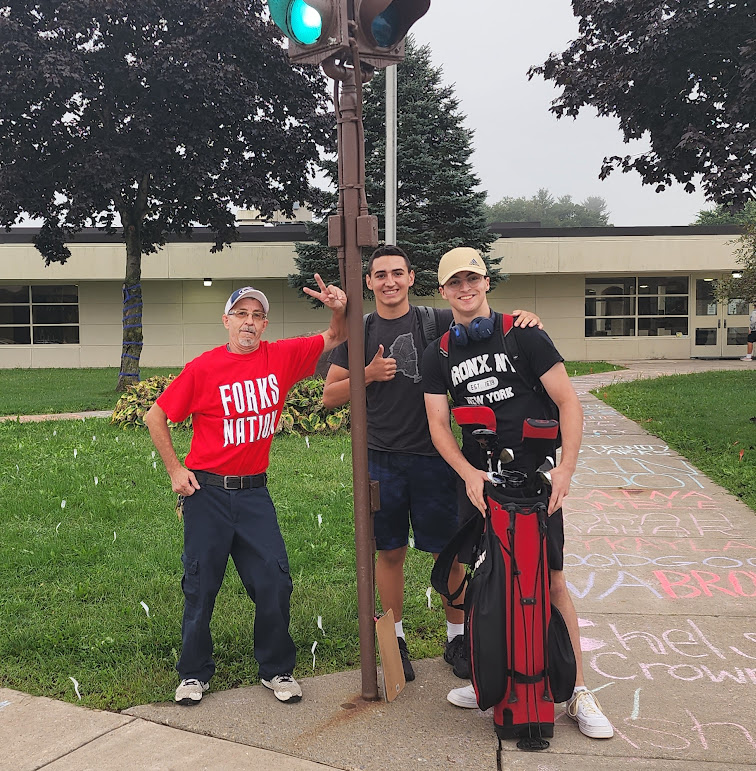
[
  {"xmin": 397, "ymin": 637, "xmax": 415, "ymax": 682},
  {"xmin": 444, "ymin": 634, "xmax": 470, "ymax": 679}
]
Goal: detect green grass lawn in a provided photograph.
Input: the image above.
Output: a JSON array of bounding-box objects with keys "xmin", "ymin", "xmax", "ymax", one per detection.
[
  {"xmin": 594, "ymin": 371, "xmax": 756, "ymax": 512},
  {"xmin": 0, "ymin": 421, "xmax": 445, "ymax": 710},
  {"xmin": 0, "ymin": 359, "xmax": 627, "ymax": 712},
  {"xmin": 0, "ymin": 362, "xmax": 622, "ymax": 418},
  {"xmin": 0, "ymin": 368, "xmax": 180, "ymax": 416}
]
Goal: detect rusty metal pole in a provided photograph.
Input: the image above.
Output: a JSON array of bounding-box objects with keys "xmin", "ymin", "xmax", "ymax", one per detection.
[{"xmin": 327, "ymin": 57, "xmax": 379, "ymax": 701}]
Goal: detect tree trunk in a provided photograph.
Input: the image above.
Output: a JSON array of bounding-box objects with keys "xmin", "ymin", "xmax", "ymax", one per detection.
[{"xmin": 116, "ymin": 224, "xmax": 144, "ymax": 392}]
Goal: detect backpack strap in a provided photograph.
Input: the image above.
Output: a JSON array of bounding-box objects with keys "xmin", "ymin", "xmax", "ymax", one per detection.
[
  {"xmin": 362, "ymin": 311, "xmax": 373, "ymax": 366},
  {"xmin": 415, "ymin": 305, "xmax": 439, "ymax": 347},
  {"xmin": 500, "ymin": 314, "xmax": 538, "ymax": 393},
  {"xmin": 430, "ymin": 514, "xmax": 484, "ymax": 607}
]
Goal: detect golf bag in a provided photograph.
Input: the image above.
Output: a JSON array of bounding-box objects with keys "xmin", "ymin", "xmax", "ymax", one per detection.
[
  {"xmin": 485, "ymin": 482, "xmax": 555, "ymax": 747},
  {"xmin": 431, "ymin": 407, "xmax": 576, "ymax": 754}
]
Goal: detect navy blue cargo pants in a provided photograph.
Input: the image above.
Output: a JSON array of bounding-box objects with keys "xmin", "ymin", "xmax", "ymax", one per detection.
[{"xmin": 177, "ymin": 483, "xmax": 296, "ymax": 683}]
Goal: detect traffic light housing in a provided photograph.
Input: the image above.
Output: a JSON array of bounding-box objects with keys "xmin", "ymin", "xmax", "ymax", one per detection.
[
  {"xmin": 353, "ymin": 0, "xmax": 431, "ymax": 68},
  {"xmin": 268, "ymin": 0, "xmax": 349, "ymax": 65}
]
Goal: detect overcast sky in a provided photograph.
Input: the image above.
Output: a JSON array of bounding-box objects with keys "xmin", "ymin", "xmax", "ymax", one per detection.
[{"xmin": 411, "ymin": 0, "xmax": 711, "ymax": 226}]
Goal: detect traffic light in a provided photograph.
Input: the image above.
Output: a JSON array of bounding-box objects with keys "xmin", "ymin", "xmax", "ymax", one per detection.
[
  {"xmin": 268, "ymin": 0, "xmax": 349, "ymax": 65},
  {"xmin": 353, "ymin": 0, "xmax": 430, "ymax": 68}
]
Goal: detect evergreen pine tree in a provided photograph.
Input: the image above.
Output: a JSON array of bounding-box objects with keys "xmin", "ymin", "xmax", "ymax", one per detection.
[{"xmin": 290, "ymin": 38, "xmax": 499, "ymax": 303}]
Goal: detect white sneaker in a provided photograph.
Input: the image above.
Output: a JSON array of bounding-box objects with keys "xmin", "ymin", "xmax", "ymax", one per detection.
[
  {"xmin": 175, "ymin": 678, "xmax": 209, "ymax": 705},
  {"xmin": 741, "ymin": 356, "xmax": 752, "ymax": 361},
  {"xmin": 566, "ymin": 688, "xmax": 613, "ymax": 738},
  {"xmin": 447, "ymin": 683, "xmax": 478, "ymax": 709},
  {"xmin": 261, "ymin": 673, "xmax": 302, "ymax": 703}
]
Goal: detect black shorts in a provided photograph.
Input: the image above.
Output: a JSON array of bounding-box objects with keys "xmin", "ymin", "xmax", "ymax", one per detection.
[
  {"xmin": 748, "ymin": 331, "xmax": 756, "ymax": 344},
  {"xmin": 457, "ymin": 482, "xmax": 565, "ymax": 572}
]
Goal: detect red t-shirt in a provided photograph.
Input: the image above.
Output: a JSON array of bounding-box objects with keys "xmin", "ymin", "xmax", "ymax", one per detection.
[{"xmin": 157, "ymin": 336, "xmax": 325, "ymax": 476}]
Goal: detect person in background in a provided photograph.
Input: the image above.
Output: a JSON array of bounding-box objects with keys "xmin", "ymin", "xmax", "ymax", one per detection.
[{"xmin": 741, "ymin": 302, "xmax": 756, "ymax": 361}]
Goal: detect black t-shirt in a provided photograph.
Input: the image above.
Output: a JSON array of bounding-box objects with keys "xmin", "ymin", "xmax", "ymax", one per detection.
[
  {"xmin": 422, "ymin": 313, "xmax": 563, "ymax": 472},
  {"xmin": 329, "ymin": 306, "xmax": 453, "ymax": 455}
]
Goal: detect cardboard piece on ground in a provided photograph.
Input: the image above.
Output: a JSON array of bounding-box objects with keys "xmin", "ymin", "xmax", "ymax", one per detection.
[{"xmin": 375, "ymin": 608, "xmax": 406, "ymax": 702}]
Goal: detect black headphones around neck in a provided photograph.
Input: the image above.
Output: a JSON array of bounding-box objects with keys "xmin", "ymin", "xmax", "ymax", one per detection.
[{"xmin": 449, "ymin": 310, "xmax": 495, "ymax": 346}]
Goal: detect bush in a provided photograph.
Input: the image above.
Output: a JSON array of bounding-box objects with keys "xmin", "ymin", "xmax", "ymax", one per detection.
[
  {"xmin": 111, "ymin": 376, "xmax": 192, "ymax": 430},
  {"xmin": 110, "ymin": 375, "xmax": 349, "ymax": 435},
  {"xmin": 278, "ymin": 377, "xmax": 350, "ymax": 435}
]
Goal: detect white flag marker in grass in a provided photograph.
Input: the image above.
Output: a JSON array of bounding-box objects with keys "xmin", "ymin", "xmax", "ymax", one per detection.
[
  {"xmin": 408, "ymin": 536, "xmax": 414, "ymax": 549},
  {"xmin": 317, "ymin": 513, "xmax": 322, "ymax": 528},
  {"xmin": 151, "ymin": 451, "xmax": 155, "ymax": 458},
  {"xmin": 73, "ymin": 448, "xmax": 77, "ymax": 458},
  {"xmin": 92, "ymin": 435, "xmax": 96, "ymax": 442},
  {"xmin": 53, "ymin": 430, "xmax": 57, "ymax": 436},
  {"xmin": 55, "ymin": 522, "xmax": 61, "ymax": 535},
  {"xmin": 305, "ymin": 436, "xmax": 310, "ymax": 449},
  {"xmin": 140, "ymin": 601, "xmax": 150, "ymax": 618},
  {"xmin": 311, "ymin": 640, "xmax": 317, "ymax": 669},
  {"xmin": 152, "ymin": 462, "xmax": 157, "ymax": 469},
  {"xmin": 61, "ymin": 500, "xmax": 66, "ymax": 509},
  {"xmin": 94, "ymin": 477, "xmax": 99, "ymax": 486},
  {"xmin": 69, "ymin": 677, "xmax": 81, "ymax": 700},
  {"xmin": 340, "ymin": 453, "xmax": 344, "ymax": 462},
  {"xmin": 426, "ymin": 586, "xmax": 433, "ymax": 609},
  {"xmin": 317, "ymin": 616, "xmax": 325, "ymax": 636},
  {"xmin": 113, "ymin": 531, "xmax": 117, "ymax": 543}
]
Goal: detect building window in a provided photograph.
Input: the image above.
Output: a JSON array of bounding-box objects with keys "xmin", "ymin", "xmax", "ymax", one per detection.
[
  {"xmin": 0, "ymin": 285, "xmax": 79, "ymax": 344},
  {"xmin": 585, "ymin": 277, "xmax": 689, "ymax": 338}
]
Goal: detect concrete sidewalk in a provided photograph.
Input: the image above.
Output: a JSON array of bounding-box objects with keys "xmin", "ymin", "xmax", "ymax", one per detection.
[{"xmin": 2, "ymin": 359, "xmax": 755, "ymax": 770}]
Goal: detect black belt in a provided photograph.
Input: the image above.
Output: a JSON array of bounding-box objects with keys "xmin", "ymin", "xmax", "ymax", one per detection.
[{"xmin": 192, "ymin": 470, "xmax": 267, "ymax": 490}]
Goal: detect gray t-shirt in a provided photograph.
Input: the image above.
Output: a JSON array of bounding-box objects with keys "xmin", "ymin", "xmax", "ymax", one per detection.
[{"xmin": 328, "ymin": 306, "xmax": 452, "ymax": 455}]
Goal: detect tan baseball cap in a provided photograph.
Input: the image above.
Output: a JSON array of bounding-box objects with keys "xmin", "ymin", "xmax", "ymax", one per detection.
[{"xmin": 438, "ymin": 247, "xmax": 488, "ymax": 286}]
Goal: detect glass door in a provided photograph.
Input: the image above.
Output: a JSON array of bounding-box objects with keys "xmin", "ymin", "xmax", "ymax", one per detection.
[{"xmin": 691, "ymin": 275, "xmax": 750, "ymax": 357}]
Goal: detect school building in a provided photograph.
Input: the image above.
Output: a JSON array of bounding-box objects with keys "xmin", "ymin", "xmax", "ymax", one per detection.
[{"xmin": 0, "ymin": 221, "xmax": 747, "ymax": 368}]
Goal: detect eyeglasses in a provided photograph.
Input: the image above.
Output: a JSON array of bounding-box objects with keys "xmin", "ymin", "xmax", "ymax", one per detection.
[
  {"xmin": 227, "ymin": 310, "xmax": 268, "ymax": 321},
  {"xmin": 444, "ymin": 274, "xmax": 485, "ymax": 290}
]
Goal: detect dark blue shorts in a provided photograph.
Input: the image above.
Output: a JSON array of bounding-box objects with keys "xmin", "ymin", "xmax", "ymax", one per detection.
[{"xmin": 369, "ymin": 449, "xmax": 458, "ymax": 553}]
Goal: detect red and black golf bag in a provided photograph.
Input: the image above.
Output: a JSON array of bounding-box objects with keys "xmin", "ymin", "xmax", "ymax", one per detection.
[{"xmin": 432, "ymin": 407, "xmax": 576, "ymax": 755}]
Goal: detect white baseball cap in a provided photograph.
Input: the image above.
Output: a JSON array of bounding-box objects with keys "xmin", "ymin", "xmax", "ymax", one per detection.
[{"xmin": 224, "ymin": 286, "xmax": 269, "ymax": 315}]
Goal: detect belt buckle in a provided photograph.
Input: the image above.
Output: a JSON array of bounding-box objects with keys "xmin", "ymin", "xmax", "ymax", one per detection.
[{"xmin": 223, "ymin": 475, "xmax": 241, "ymax": 490}]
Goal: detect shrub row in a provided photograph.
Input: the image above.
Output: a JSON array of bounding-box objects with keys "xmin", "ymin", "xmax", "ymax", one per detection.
[{"xmin": 111, "ymin": 375, "xmax": 350, "ymax": 436}]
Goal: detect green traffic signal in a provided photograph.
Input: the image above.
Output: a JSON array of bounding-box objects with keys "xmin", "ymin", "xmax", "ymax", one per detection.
[
  {"xmin": 290, "ymin": 0, "xmax": 322, "ymax": 44},
  {"xmin": 269, "ymin": 0, "xmax": 323, "ymax": 46}
]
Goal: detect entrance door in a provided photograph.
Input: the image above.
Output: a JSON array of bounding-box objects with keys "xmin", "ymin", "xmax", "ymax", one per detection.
[{"xmin": 691, "ymin": 275, "xmax": 750, "ymax": 357}]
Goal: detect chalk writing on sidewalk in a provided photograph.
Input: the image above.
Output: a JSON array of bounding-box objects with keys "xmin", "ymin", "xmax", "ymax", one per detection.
[
  {"xmin": 573, "ymin": 618, "xmax": 756, "ymax": 758},
  {"xmin": 572, "ymin": 456, "xmax": 705, "ymax": 489},
  {"xmin": 581, "ymin": 444, "xmax": 672, "ymax": 456}
]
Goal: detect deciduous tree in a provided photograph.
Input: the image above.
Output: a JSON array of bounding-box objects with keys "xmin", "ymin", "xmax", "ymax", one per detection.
[
  {"xmin": 695, "ymin": 202, "xmax": 756, "ymax": 226},
  {"xmin": 0, "ymin": 0, "xmax": 330, "ymax": 389},
  {"xmin": 714, "ymin": 226, "xmax": 756, "ymax": 305},
  {"xmin": 530, "ymin": 0, "xmax": 756, "ymax": 208},
  {"xmin": 485, "ymin": 189, "xmax": 611, "ymax": 227}
]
